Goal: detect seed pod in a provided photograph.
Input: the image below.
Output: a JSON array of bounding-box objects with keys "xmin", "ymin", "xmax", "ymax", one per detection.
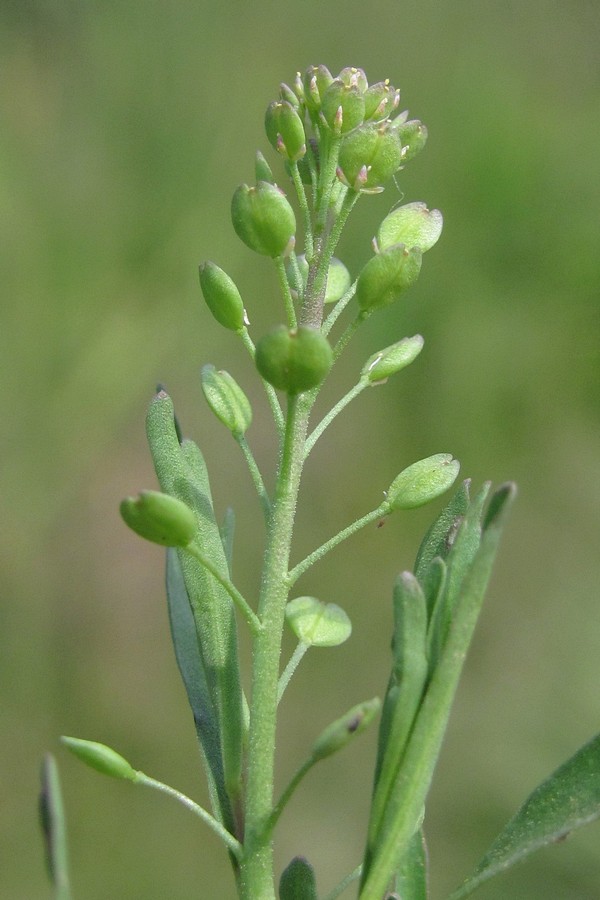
[
  {"xmin": 377, "ymin": 202, "xmax": 443, "ymax": 253},
  {"xmin": 355, "ymin": 244, "xmax": 422, "ymax": 312},
  {"xmin": 285, "ymin": 596, "xmax": 352, "ymax": 647},
  {"xmin": 336, "ymin": 66, "xmax": 368, "ymax": 93},
  {"xmin": 311, "ymin": 698, "xmax": 381, "ymax": 761},
  {"xmin": 338, "ymin": 123, "xmax": 403, "ymax": 192},
  {"xmin": 265, "ymin": 100, "xmax": 306, "ymax": 162},
  {"xmin": 362, "ymin": 335, "xmax": 424, "ymax": 384},
  {"xmin": 301, "ymin": 64, "xmax": 334, "ymax": 116},
  {"xmin": 321, "ymin": 79, "xmax": 365, "ymax": 133},
  {"xmin": 61, "ymin": 737, "xmax": 138, "ymax": 782},
  {"xmin": 287, "ymin": 254, "xmax": 351, "ymax": 304},
  {"xmin": 255, "ymin": 324, "xmax": 333, "ymax": 394},
  {"xmin": 386, "ymin": 454, "xmax": 461, "ymax": 511},
  {"xmin": 199, "ymin": 261, "xmax": 245, "ymax": 332},
  {"xmin": 255, "ymin": 150, "xmax": 275, "ymax": 184},
  {"xmin": 120, "ymin": 490, "xmax": 197, "ymax": 547},
  {"xmin": 231, "ymin": 181, "xmax": 296, "ymax": 258},
  {"xmin": 201, "ymin": 364, "xmax": 252, "ymax": 437},
  {"xmin": 393, "ymin": 118, "xmax": 428, "ymax": 162},
  {"xmin": 364, "ymin": 80, "xmax": 400, "ymax": 122}
]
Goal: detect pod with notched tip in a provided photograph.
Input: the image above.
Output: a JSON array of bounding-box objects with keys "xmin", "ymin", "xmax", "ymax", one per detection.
[
  {"xmin": 265, "ymin": 100, "xmax": 306, "ymax": 162},
  {"xmin": 355, "ymin": 243, "xmax": 422, "ymax": 312},
  {"xmin": 320, "ymin": 79, "xmax": 365, "ymax": 134},
  {"xmin": 337, "ymin": 123, "xmax": 403, "ymax": 193},
  {"xmin": 231, "ymin": 181, "xmax": 296, "ymax": 258},
  {"xmin": 362, "ymin": 335, "xmax": 424, "ymax": 384},
  {"xmin": 386, "ymin": 453, "xmax": 460, "ymax": 511},
  {"xmin": 377, "ymin": 201, "xmax": 443, "ymax": 254},
  {"xmin": 255, "ymin": 325, "xmax": 333, "ymax": 394}
]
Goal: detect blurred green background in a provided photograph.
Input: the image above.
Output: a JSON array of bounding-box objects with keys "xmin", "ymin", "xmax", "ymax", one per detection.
[{"xmin": 2, "ymin": 1, "xmax": 599, "ymax": 897}]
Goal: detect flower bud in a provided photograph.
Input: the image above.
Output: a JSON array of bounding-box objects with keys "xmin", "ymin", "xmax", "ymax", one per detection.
[
  {"xmin": 321, "ymin": 79, "xmax": 365, "ymax": 134},
  {"xmin": 255, "ymin": 325, "xmax": 333, "ymax": 394},
  {"xmin": 120, "ymin": 490, "xmax": 197, "ymax": 547},
  {"xmin": 301, "ymin": 64, "xmax": 334, "ymax": 116},
  {"xmin": 364, "ymin": 80, "xmax": 400, "ymax": 122},
  {"xmin": 279, "ymin": 82, "xmax": 300, "ymax": 108},
  {"xmin": 255, "ymin": 150, "xmax": 275, "ymax": 184},
  {"xmin": 265, "ymin": 100, "xmax": 307, "ymax": 162},
  {"xmin": 201, "ymin": 364, "xmax": 252, "ymax": 437},
  {"xmin": 377, "ymin": 202, "xmax": 443, "ymax": 253},
  {"xmin": 231, "ymin": 181, "xmax": 296, "ymax": 258},
  {"xmin": 355, "ymin": 244, "xmax": 422, "ymax": 312},
  {"xmin": 287, "ymin": 255, "xmax": 350, "ymax": 304},
  {"xmin": 199, "ymin": 261, "xmax": 245, "ymax": 332},
  {"xmin": 392, "ymin": 118, "xmax": 428, "ymax": 162},
  {"xmin": 386, "ymin": 454, "xmax": 460, "ymax": 511},
  {"xmin": 336, "ymin": 66, "xmax": 368, "ymax": 93},
  {"xmin": 362, "ymin": 335, "xmax": 424, "ymax": 384},
  {"xmin": 337, "ymin": 123, "xmax": 403, "ymax": 192},
  {"xmin": 285, "ymin": 596, "xmax": 352, "ymax": 647},
  {"xmin": 311, "ymin": 698, "xmax": 381, "ymax": 761},
  {"xmin": 61, "ymin": 737, "xmax": 138, "ymax": 781}
]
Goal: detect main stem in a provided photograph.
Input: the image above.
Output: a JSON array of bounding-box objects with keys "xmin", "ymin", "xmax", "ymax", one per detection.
[{"xmin": 239, "ymin": 395, "xmax": 310, "ymax": 899}]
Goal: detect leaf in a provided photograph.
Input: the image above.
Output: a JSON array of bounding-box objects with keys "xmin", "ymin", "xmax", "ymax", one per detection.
[
  {"xmin": 220, "ymin": 507, "xmax": 235, "ymax": 576},
  {"xmin": 39, "ymin": 754, "xmax": 71, "ymax": 899},
  {"xmin": 285, "ymin": 596, "xmax": 352, "ymax": 647},
  {"xmin": 279, "ymin": 856, "xmax": 318, "ymax": 900},
  {"xmin": 414, "ymin": 480, "xmax": 470, "ymax": 581},
  {"xmin": 166, "ymin": 548, "xmax": 233, "ymax": 829},
  {"xmin": 449, "ymin": 731, "xmax": 600, "ymax": 899},
  {"xmin": 395, "ymin": 828, "xmax": 428, "ymax": 900}
]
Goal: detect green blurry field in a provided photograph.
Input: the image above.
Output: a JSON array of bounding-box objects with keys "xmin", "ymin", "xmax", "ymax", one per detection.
[{"xmin": 2, "ymin": 2, "xmax": 599, "ymax": 897}]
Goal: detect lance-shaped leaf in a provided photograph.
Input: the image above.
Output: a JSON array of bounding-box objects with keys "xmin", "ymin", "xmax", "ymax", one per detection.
[
  {"xmin": 414, "ymin": 479, "xmax": 471, "ymax": 581},
  {"xmin": 279, "ymin": 856, "xmax": 318, "ymax": 900},
  {"xmin": 449, "ymin": 732, "xmax": 600, "ymax": 900},
  {"xmin": 39, "ymin": 754, "xmax": 71, "ymax": 899},
  {"xmin": 394, "ymin": 828, "xmax": 428, "ymax": 900}
]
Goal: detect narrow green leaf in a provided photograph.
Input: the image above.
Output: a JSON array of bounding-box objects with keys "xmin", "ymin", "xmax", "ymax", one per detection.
[
  {"xmin": 166, "ymin": 548, "xmax": 232, "ymax": 830},
  {"xmin": 220, "ymin": 507, "xmax": 236, "ymax": 576},
  {"xmin": 414, "ymin": 479, "xmax": 470, "ymax": 581},
  {"xmin": 395, "ymin": 828, "xmax": 428, "ymax": 900},
  {"xmin": 449, "ymin": 731, "xmax": 600, "ymax": 900},
  {"xmin": 279, "ymin": 855, "xmax": 318, "ymax": 900},
  {"xmin": 39, "ymin": 754, "xmax": 71, "ymax": 900},
  {"xmin": 359, "ymin": 484, "xmax": 516, "ymax": 900}
]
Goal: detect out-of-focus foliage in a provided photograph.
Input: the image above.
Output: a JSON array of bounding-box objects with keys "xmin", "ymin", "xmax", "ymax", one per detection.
[{"xmin": 1, "ymin": 2, "xmax": 599, "ymax": 898}]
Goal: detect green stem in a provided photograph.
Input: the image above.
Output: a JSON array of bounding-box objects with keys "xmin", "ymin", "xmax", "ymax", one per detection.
[
  {"xmin": 275, "ymin": 256, "xmax": 297, "ymax": 329},
  {"xmin": 239, "ymin": 393, "xmax": 313, "ymax": 899},
  {"xmin": 266, "ymin": 754, "xmax": 315, "ymax": 837},
  {"xmin": 136, "ymin": 772, "xmax": 242, "ymax": 859},
  {"xmin": 288, "ymin": 503, "xmax": 388, "ymax": 587},
  {"xmin": 240, "ymin": 328, "xmax": 285, "ymax": 436},
  {"xmin": 304, "ymin": 381, "xmax": 366, "ymax": 458},
  {"xmin": 290, "ymin": 161, "xmax": 313, "ymax": 260},
  {"xmin": 186, "ymin": 543, "xmax": 262, "ymax": 635},
  {"xmin": 333, "ymin": 312, "xmax": 367, "ymax": 363},
  {"xmin": 237, "ymin": 434, "xmax": 271, "ymax": 521},
  {"xmin": 277, "ymin": 641, "xmax": 309, "ymax": 703},
  {"xmin": 322, "ymin": 280, "xmax": 357, "ymax": 337},
  {"xmin": 323, "ymin": 865, "xmax": 363, "ymax": 900}
]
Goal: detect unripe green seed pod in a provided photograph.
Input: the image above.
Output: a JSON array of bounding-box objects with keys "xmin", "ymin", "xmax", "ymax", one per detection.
[
  {"xmin": 255, "ymin": 150, "xmax": 275, "ymax": 184},
  {"xmin": 120, "ymin": 490, "xmax": 197, "ymax": 547},
  {"xmin": 201, "ymin": 364, "xmax": 252, "ymax": 437},
  {"xmin": 255, "ymin": 325, "xmax": 333, "ymax": 394},
  {"xmin": 311, "ymin": 698, "xmax": 381, "ymax": 761},
  {"xmin": 61, "ymin": 737, "xmax": 138, "ymax": 781},
  {"xmin": 265, "ymin": 100, "xmax": 306, "ymax": 162},
  {"xmin": 386, "ymin": 454, "xmax": 460, "ymax": 511},
  {"xmin": 199, "ymin": 261, "xmax": 245, "ymax": 332},
  {"xmin": 362, "ymin": 334, "xmax": 424, "ymax": 383},
  {"xmin": 338, "ymin": 123, "xmax": 403, "ymax": 192},
  {"xmin": 355, "ymin": 244, "xmax": 422, "ymax": 312},
  {"xmin": 377, "ymin": 202, "xmax": 443, "ymax": 253},
  {"xmin": 231, "ymin": 181, "xmax": 296, "ymax": 258},
  {"xmin": 336, "ymin": 66, "xmax": 368, "ymax": 93},
  {"xmin": 321, "ymin": 80, "xmax": 365, "ymax": 134},
  {"xmin": 393, "ymin": 118, "xmax": 428, "ymax": 162},
  {"xmin": 287, "ymin": 254, "xmax": 351, "ymax": 304}
]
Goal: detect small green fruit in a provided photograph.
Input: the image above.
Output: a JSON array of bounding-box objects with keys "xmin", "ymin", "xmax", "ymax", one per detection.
[
  {"xmin": 285, "ymin": 596, "xmax": 352, "ymax": 647},
  {"xmin": 201, "ymin": 364, "xmax": 252, "ymax": 437},
  {"xmin": 61, "ymin": 737, "xmax": 138, "ymax": 781},
  {"xmin": 255, "ymin": 150, "xmax": 275, "ymax": 184},
  {"xmin": 377, "ymin": 202, "xmax": 443, "ymax": 253},
  {"xmin": 311, "ymin": 698, "xmax": 381, "ymax": 761},
  {"xmin": 231, "ymin": 181, "xmax": 296, "ymax": 258},
  {"xmin": 393, "ymin": 118, "xmax": 428, "ymax": 162},
  {"xmin": 362, "ymin": 335, "xmax": 424, "ymax": 383},
  {"xmin": 338, "ymin": 123, "xmax": 403, "ymax": 192},
  {"xmin": 255, "ymin": 325, "xmax": 333, "ymax": 394},
  {"xmin": 355, "ymin": 244, "xmax": 422, "ymax": 312},
  {"xmin": 301, "ymin": 64, "xmax": 334, "ymax": 116},
  {"xmin": 120, "ymin": 490, "xmax": 197, "ymax": 547},
  {"xmin": 199, "ymin": 261, "xmax": 245, "ymax": 332},
  {"xmin": 387, "ymin": 454, "xmax": 461, "ymax": 510},
  {"xmin": 321, "ymin": 79, "xmax": 365, "ymax": 133},
  {"xmin": 364, "ymin": 80, "xmax": 400, "ymax": 122}
]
